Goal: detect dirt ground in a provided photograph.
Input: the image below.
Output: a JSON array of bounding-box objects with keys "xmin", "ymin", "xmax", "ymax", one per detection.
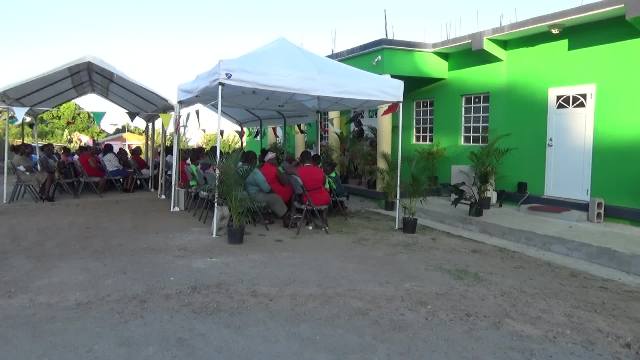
[{"xmin": 0, "ymin": 192, "xmax": 638, "ymax": 359}]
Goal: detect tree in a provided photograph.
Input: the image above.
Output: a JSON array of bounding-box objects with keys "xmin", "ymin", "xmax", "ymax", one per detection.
[
  {"xmin": 112, "ymin": 123, "xmax": 145, "ymax": 136},
  {"xmin": 37, "ymin": 102, "xmax": 107, "ymax": 144},
  {"xmin": 200, "ymin": 133, "xmax": 241, "ymax": 153}
]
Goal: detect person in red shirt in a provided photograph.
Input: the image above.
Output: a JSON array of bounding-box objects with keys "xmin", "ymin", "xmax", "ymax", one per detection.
[
  {"xmin": 77, "ymin": 146, "xmax": 106, "ymax": 192},
  {"xmin": 297, "ymin": 150, "xmax": 330, "ymax": 206},
  {"xmin": 130, "ymin": 146, "xmax": 148, "ymax": 171},
  {"xmin": 178, "ymin": 149, "xmax": 189, "ymax": 188},
  {"xmin": 260, "ymin": 151, "xmax": 293, "ymax": 205}
]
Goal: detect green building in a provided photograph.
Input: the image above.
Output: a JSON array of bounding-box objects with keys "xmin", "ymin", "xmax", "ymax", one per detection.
[{"xmin": 324, "ymin": 0, "xmax": 640, "ymax": 220}]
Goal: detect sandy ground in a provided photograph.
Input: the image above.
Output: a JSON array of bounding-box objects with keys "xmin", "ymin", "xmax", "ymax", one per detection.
[{"xmin": 0, "ymin": 192, "xmax": 639, "ymax": 359}]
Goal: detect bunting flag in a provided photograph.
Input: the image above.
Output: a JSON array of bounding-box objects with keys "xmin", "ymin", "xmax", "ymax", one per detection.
[
  {"xmin": 8, "ymin": 107, "xmax": 29, "ymax": 125},
  {"xmin": 296, "ymin": 124, "xmax": 306, "ymax": 135},
  {"xmin": 126, "ymin": 112, "xmax": 139, "ymax": 122},
  {"xmin": 271, "ymin": 127, "xmax": 279, "ymax": 139},
  {"xmin": 253, "ymin": 128, "xmax": 261, "ymax": 139},
  {"xmin": 184, "ymin": 112, "xmax": 191, "ymax": 126},
  {"xmin": 195, "ymin": 109, "xmax": 201, "ymax": 129},
  {"xmin": 159, "ymin": 113, "xmax": 171, "ymax": 129},
  {"xmin": 381, "ymin": 103, "xmax": 399, "ymax": 116},
  {"xmin": 220, "ymin": 130, "xmax": 225, "ymax": 138},
  {"xmin": 91, "ymin": 112, "xmax": 106, "ymax": 127}
]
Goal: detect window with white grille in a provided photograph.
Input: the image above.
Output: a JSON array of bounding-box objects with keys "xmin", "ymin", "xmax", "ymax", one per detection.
[
  {"xmin": 414, "ymin": 100, "xmax": 434, "ymax": 144},
  {"xmin": 319, "ymin": 112, "xmax": 329, "ymax": 144},
  {"xmin": 462, "ymin": 94, "xmax": 489, "ymax": 145}
]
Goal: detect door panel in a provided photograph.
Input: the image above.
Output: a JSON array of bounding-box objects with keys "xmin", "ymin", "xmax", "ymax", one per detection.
[{"xmin": 545, "ymin": 86, "xmax": 595, "ymax": 201}]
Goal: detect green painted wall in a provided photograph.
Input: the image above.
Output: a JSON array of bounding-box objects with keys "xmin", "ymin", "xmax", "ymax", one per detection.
[
  {"xmin": 348, "ymin": 16, "xmax": 640, "ymax": 209},
  {"xmin": 342, "ymin": 49, "xmax": 448, "ymax": 79}
]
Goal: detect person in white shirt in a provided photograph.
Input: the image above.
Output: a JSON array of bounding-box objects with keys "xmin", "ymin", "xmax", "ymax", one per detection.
[{"xmin": 101, "ymin": 143, "xmax": 135, "ymax": 192}]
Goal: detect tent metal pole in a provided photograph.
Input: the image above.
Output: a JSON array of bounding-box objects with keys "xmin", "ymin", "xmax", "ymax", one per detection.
[
  {"xmin": 3, "ymin": 113, "xmax": 8, "ymax": 204},
  {"xmin": 277, "ymin": 111, "xmax": 287, "ymax": 154},
  {"xmin": 259, "ymin": 117, "xmax": 263, "ymax": 150},
  {"xmin": 149, "ymin": 119, "xmax": 155, "ymax": 191},
  {"xmin": 158, "ymin": 122, "xmax": 166, "ymax": 198},
  {"xmin": 317, "ymin": 112, "xmax": 321, "ymax": 154},
  {"xmin": 212, "ymin": 83, "xmax": 223, "ymax": 237},
  {"xmin": 170, "ymin": 104, "xmax": 180, "ymax": 211},
  {"xmin": 395, "ymin": 102, "xmax": 403, "ymax": 230}
]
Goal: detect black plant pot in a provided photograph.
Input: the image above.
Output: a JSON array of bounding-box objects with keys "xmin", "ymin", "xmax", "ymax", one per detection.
[
  {"xmin": 227, "ymin": 224, "xmax": 245, "ymax": 244},
  {"xmin": 384, "ymin": 200, "xmax": 396, "ymax": 211},
  {"xmin": 480, "ymin": 196, "xmax": 491, "ymax": 210},
  {"xmin": 366, "ymin": 178, "xmax": 376, "ymax": 190},
  {"xmin": 468, "ymin": 203, "xmax": 484, "ymax": 217},
  {"xmin": 402, "ymin": 217, "xmax": 418, "ymax": 234}
]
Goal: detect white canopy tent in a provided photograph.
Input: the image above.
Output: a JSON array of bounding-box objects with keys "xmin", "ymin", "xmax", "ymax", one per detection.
[
  {"xmin": 1, "ymin": 57, "xmax": 174, "ymax": 203},
  {"xmin": 176, "ymin": 38, "xmax": 405, "ymax": 236}
]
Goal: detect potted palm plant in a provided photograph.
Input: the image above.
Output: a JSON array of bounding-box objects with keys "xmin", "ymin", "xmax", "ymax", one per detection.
[
  {"xmin": 415, "ymin": 142, "xmax": 446, "ymax": 195},
  {"xmin": 400, "ymin": 157, "xmax": 428, "ymax": 234},
  {"xmin": 217, "ymin": 151, "xmax": 258, "ymax": 244},
  {"xmin": 468, "ymin": 134, "xmax": 514, "ymax": 212},
  {"xmin": 377, "ymin": 152, "xmax": 397, "ymax": 211}
]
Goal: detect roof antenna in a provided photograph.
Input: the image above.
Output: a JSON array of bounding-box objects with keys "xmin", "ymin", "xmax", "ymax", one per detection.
[
  {"xmin": 384, "ymin": 9, "xmax": 389, "ymax": 39},
  {"xmin": 500, "ymin": 13, "xmax": 504, "ymax": 27}
]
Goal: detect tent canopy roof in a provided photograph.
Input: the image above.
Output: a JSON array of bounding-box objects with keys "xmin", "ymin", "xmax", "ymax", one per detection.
[
  {"xmin": 178, "ymin": 38, "xmax": 404, "ymax": 128},
  {"xmin": 0, "ymin": 56, "xmax": 174, "ymax": 122}
]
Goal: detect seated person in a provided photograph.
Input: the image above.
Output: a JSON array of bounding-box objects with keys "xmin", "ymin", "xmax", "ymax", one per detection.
[
  {"xmin": 101, "ymin": 143, "xmax": 135, "ymax": 192},
  {"xmin": 312, "ymin": 154, "xmax": 322, "ymax": 167},
  {"xmin": 260, "ymin": 151, "xmax": 293, "ymax": 204},
  {"xmin": 130, "ymin": 146, "xmax": 150, "ymax": 175},
  {"xmin": 186, "ymin": 153, "xmax": 206, "ymax": 189},
  {"xmin": 323, "ymin": 161, "xmax": 348, "ymax": 198},
  {"xmin": 116, "ymin": 148, "xmax": 132, "ymax": 170},
  {"xmin": 11, "ymin": 143, "xmax": 41, "ymax": 186},
  {"xmin": 38, "ymin": 143, "xmax": 57, "ymax": 201},
  {"xmin": 297, "ymin": 150, "xmax": 331, "ymax": 207},
  {"xmin": 241, "ymin": 151, "xmax": 287, "ymax": 219},
  {"xmin": 57, "ymin": 146, "xmax": 77, "ymax": 180},
  {"xmin": 77, "ymin": 146, "xmax": 107, "ymax": 192}
]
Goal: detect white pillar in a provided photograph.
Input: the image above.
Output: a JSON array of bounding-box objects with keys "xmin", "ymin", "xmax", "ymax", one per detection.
[
  {"xmin": 377, "ymin": 105, "xmax": 393, "ymax": 191},
  {"xmin": 149, "ymin": 119, "xmax": 155, "ymax": 191},
  {"xmin": 294, "ymin": 125, "xmax": 305, "ymax": 158},
  {"xmin": 395, "ymin": 103, "xmax": 403, "ymax": 230},
  {"xmin": 170, "ymin": 104, "xmax": 181, "ymax": 211},
  {"xmin": 329, "ymin": 111, "xmax": 341, "ymax": 161}
]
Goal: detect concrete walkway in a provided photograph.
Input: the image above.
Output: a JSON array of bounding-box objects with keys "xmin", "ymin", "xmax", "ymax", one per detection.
[{"xmin": 365, "ymin": 196, "xmax": 640, "ymax": 286}]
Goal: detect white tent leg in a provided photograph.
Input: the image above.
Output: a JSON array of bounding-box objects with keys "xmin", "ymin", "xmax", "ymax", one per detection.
[
  {"xmin": 158, "ymin": 123, "xmax": 166, "ymax": 198},
  {"xmin": 212, "ymin": 83, "xmax": 223, "ymax": 237},
  {"xmin": 3, "ymin": 116, "xmax": 8, "ymax": 204},
  {"xmin": 395, "ymin": 102, "xmax": 403, "ymax": 230},
  {"xmin": 170, "ymin": 105, "xmax": 180, "ymax": 211},
  {"xmin": 150, "ymin": 120, "xmax": 155, "ymax": 191}
]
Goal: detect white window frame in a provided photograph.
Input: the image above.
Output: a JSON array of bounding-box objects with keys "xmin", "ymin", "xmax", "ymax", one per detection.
[
  {"xmin": 319, "ymin": 111, "xmax": 329, "ymax": 144},
  {"xmin": 414, "ymin": 99, "xmax": 434, "ymax": 144},
  {"xmin": 461, "ymin": 93, "xmax": 490, "ymax": 145}
]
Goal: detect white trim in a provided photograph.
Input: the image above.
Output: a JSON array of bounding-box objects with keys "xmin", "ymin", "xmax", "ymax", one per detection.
[
  {"xmin": 413, "ymin": 99, "xmax": 434, "ymax": 144},
  {"xmin": 544, "ymin": 84, "xmax": 596, "ymax": 201},
  {"xmin": 461, "ymin": 93, "xmax": 490, "ymax": 145}
]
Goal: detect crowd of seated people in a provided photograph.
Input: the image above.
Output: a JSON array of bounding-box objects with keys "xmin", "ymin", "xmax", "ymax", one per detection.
[
  {"xmin": 173, "ymin": 144, "xmax": 348, "ymax": 227},
  {"xmin": 7, "ymin": 142, "xmax": 166, "ymax": 202}
]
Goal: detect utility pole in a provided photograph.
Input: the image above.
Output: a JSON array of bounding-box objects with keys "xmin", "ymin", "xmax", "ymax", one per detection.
[{"xmin": 384, "ymin": 9, "xmax": 389, "ymax": 39}]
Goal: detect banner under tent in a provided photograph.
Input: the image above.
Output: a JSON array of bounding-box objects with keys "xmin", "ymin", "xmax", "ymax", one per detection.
[
  {"xmin": 176, "ymin": 37, "xmax": 405, "ymax": 237},
  {"xmin": 0, "ymin": 57, "xmax": 174, "ymax": 203}
]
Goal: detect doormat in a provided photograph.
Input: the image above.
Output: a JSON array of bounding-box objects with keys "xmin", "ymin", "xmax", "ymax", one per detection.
[{"xmin": 528, "ymin": 205, "xmax": 571, "ymax": 213}]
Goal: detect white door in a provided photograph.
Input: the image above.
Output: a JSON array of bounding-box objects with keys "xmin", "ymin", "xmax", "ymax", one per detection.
[{"xmin": 544, "ymin": 85, "xmax": 595, "ymax": 201}]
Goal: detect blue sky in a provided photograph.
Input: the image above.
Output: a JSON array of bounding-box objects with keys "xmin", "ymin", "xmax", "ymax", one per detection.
[{"xmin": 1, "ymin": 0, "xmax": 595, "ymax": 138}]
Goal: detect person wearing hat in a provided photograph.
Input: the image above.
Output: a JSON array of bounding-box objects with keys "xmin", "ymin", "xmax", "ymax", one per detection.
[{"xmin": 260, "ymin": 151, "xmax": 293, "ymax": 205}]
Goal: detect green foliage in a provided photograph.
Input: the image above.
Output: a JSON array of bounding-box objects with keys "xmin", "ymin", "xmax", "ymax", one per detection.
[
  {"xmin": 112, "ymin": 123, "xmax": 145, "ymax": 136},
  {"xmin": 468, "ymin": 134, "xmax": 514, "ymax": 197},
  {"xmin": 37, "ymin": 102, "xmax": 107, "ymax": 143},
  {"xmin": 377, "ymin": 152, "xmax": 397, "ymax": 201},
  {"xmin": 415, "ymin": 142, "xmax": 447, "ymax": 187},
  {"xmin": 200, "ymin": 133, "xmax": 241, "ymax": 153},
  {"xmin": 401, "ymin": 155, "xmax": 429, "ymax": 218},
  {"xmin": 217, "ymin": 150, "xmax": 260, "ymax": 227}
]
